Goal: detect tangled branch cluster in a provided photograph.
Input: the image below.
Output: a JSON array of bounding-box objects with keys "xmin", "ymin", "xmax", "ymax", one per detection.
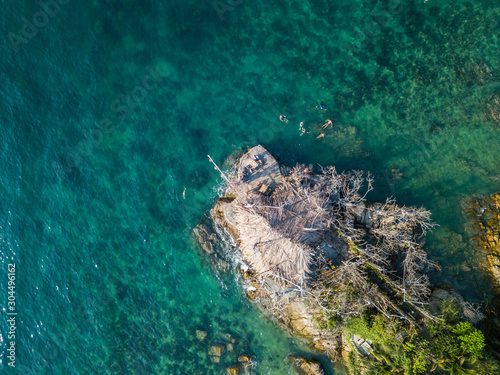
[{"xmin": 230, "ymin": 164, "xmax": 438, "ymax": 320}]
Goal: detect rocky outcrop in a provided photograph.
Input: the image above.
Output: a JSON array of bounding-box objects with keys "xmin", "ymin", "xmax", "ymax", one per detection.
[
  {"xmin": 192, "ymin": 215, "xmax": 230, "ymax": 271},
  {"xmin": 195, "ymin": 145, "xmax": 435, "ymax": 367},
  {"xmin": 286, "ymin": 301, "xmax": 317, "ymax": 337},
  {"xmin": 466, "ymin": 192, "xmax": 500, "ymax": 294},
  {"xmin": 283, "ymin": 300, "xmax": 339, "ymax": 353},
  {"xmin": 212, "ymin": 197, "xmax": 239, "ymax": 242}
]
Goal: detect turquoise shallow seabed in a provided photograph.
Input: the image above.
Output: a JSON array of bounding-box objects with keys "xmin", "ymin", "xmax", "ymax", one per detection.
[{"xmin": 0, "ymin": 0, "xmax": 499, "ymax": 374}]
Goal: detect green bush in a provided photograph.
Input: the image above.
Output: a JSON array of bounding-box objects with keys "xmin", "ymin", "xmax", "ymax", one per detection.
[{"xmin": 452, "ymin": 322, "xmax": 485, "ymax": 357}]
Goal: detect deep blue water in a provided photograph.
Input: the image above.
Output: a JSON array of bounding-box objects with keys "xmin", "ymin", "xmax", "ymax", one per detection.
[{"xmin": 0, "ymin": 0, "xmax": 499, "ymax": 374}]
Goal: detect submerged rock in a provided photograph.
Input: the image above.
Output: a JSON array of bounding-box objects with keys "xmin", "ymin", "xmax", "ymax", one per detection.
[
  {"xmin": 192, "ymin": 217, "xmax": 216, "ymax": 255},
  {"xmin": 226, "ymin": 365, "xmax": 241, "ymax": 375},
  {"xmin": 221, "ymin": 332, "xmax": 236, "ymax": 343},
  {"xmin": 192, "ymin": 214, "xmax": 232, "ymax": 273},
  {"xmin": 195, "ymin": 330, "xmax": 208, "ymax": 341},
  {"xmin": 341, "ymin": 333, "xmax": 353, "ymax": 363}
]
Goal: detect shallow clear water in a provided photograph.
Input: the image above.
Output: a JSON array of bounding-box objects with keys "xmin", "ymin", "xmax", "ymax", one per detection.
[{"xmin": 0, "ymin": 0, "xmax": 499, "ymax": 374}]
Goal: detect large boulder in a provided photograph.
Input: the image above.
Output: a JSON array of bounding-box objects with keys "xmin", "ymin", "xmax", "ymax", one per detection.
[
  {"xmin": 429, "ymin": 285, "xmax": 464, "ymax": 316},
  {"xmin": 288, "ymin": 356, "xmax": 325, "ymax": 375},
  {"xmin": 286, "ymin": 301, "xmax": 317, "ymax": 337},
  {"xmin": 283, "ymin": 300, "xmax": 340, "ymax": 354},
  {"xmin": 429, "ymin": 285, "xmax": 485, "ymax": 324}
]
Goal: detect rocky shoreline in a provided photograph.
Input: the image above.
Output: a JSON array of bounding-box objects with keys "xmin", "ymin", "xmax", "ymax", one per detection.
[
  {"xmin": 465, "ymin": 192, "xmax": 500, "ymax": 359},
  {"xmin": 466, "ymin": 193, "xmax": 500, "ymax": 294}
]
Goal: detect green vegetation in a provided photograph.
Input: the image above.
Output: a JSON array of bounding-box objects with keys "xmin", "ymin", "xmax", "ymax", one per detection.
[{"xmin": 341, "ymin": 299, "xmax": 499, "ymax": 375}]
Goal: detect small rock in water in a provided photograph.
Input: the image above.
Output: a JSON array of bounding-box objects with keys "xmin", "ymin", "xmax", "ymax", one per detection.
[
  {"xmin": 221, "ymin": 332, "xmax": 234, "ymax": 342},
  {"xmin": 195, "ymin": 330, "xmax": 208, "ymax": 341},
  {"xmin": 226, "ymin": 343, "xmax": 234, "ymax": 352},
  {"xmin": 210, "ymin": 356, "xmax": 220, "ymax": 364},
  {"xmin": 238, "ymin": 355, "xmax": 252, "ymax": 363},
  {"xmin": 238, "ymin": 355, "xmax": 254, "ymax": 370},
  {"xmin": 208, "ymin": 345, "xmax": 224, "ymax": 357},
  {"xmin": 461, "ymin": 264, "xmax": 471, "ymax": 272}
]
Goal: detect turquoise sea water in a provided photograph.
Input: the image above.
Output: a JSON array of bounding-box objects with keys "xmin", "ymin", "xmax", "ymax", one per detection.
[{"xmin": 0, "ymin": 0, "xmax": 499, "ymax": 374}]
